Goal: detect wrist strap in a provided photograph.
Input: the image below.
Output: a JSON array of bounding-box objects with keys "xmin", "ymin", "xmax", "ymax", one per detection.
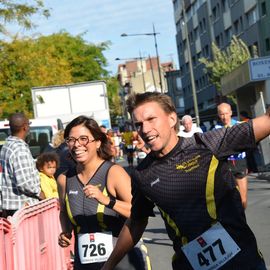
[{"xmin": 107, "ymin": 196, "xmax": 116, "ymax": 209}]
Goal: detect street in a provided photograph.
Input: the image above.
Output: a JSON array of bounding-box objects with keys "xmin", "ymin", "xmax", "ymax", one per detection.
[{"xmin": 246, "ymin": 175, "xmax": 270, "ymax": 268}]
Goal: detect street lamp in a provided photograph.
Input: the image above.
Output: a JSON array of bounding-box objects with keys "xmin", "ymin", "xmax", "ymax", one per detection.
[
  {"xmin": 121, "ymin": 24, "xmax": 163, "ymax": 93},
  {"xmin": 181, "ymin": 2, "xmax": 200, "ymax": 126},
  {"xmin": 115, "ymin": 55, "xmax": 146, "ymax": 92}
]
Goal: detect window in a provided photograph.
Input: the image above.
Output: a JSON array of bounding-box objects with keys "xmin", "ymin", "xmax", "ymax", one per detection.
[
  {"xmin": 266, "ymin": 38, "xmax": 270, "ymax": 51},
  {"xmin": 198, "ymin": 103, "xmax": 204, "ymax": 110},
  {"xmin": 208, "ymin": 98, "xmax": 214, "ymax": 106},
  {"xmin": 212, "ymin": 6, "xmax": 217, "ymax": 21},
  {"xmin": 222, "ymin": 0, "xmax": 228, "ymax": 12},
  {"xmin": 178, "ymin": 97, "xmax": 184, "ymax": 108},
  {"xmin": 180, "ymin": 66, "xmax": 184, "ymax": 75},
  {"xmin": 215, "ymin": 35, "xmax": 220, "ymax": 47},
  {"xmin": 176, "ymin": 77, "xmax": 182, "ymax": 90},
  {"xmin": 234, "ymin": 19, "xmax": 239, "ymax": 34},
  {"xmin": 261, "ymin": 2, "xmax": 267, "ymax": 16},
  {"xmin": 246, "ymin": 8, "xmax": 257, "ymax": 27},
  {"xmin": 220, "ymin": 33, "xmax": 224, "ymax": 47},
  {"xmin": 203, "ymin": 18, "xmax": 206, "ymax": 31},
  {"xmin": 194, "ymin": 27, "xmax": 198, "ymax": 40},
  {"xmin": 192, "ymin": 56, "xmax": 196, "ymax": 66},
  {"xmin": 199, "ymin": 21, "xmax": 203, "ymax": 34},
  {"xmin": 203, "ymin": 45, "xmax": 209, "ymax": 57},
  {"xmin": 240, "ymin": 16, "xmax": 243, "ymax": 32},
  {"xmin": 189, "ymin": 31, "xmax": 193, "ymax": 43},
  {"xmin": 225, "ymin": 27, "xmax": 232, "ymax": 43}
]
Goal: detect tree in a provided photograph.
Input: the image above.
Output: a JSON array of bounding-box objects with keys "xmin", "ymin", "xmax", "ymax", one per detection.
[
  {"xmin": 0, "ymin": 0, "xmax": 50, "ymax": 36},
  {"xmin": 37, "ymin": 32, "xmax": 109, "ymax": 81},
  {"xmin": 0, "ymin": 32, "xmax": 111, "ymax": 118},
  {"xmin": 199, "ymin": 35, "xmax": 256, "ymax": 91},
  {"xmin": 106, "ymin": 77, "xmax": 122, "ymax": 126}
]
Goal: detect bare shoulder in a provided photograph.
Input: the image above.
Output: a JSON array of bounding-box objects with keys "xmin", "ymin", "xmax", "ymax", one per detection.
[
  {"xmin": 108, "ymin": 164, "xmax": 130, "ymax": 179},
  {"xmin": 107, "ymin": 164, "xmax": 130, "ymax": 190},
  {"xmin": 57, "ymin": 173, "xmax": 67, "ymax": 205},
  {"xmin": 57, "ymin": 173, "xmax": 67, "ymax": 187}
]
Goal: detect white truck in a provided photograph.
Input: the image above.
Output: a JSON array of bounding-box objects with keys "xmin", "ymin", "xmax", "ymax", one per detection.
[{"xmin": 31, "ymin": 80, "xmax": 111, "ymax": 128}]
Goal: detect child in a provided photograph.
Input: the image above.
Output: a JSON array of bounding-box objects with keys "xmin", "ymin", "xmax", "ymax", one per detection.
[{"xmin": 36, "ymin": 152, "xmax": 59, "ymax": 199}]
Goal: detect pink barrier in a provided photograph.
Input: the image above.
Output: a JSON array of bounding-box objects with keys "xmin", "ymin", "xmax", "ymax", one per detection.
[
  {"xmin": 0, "ymin": 218, "xmax": 14, "ymax": 270},
  {"xmin": 10, "ymin": 198, "xmax": 73, "ymax": 270}
]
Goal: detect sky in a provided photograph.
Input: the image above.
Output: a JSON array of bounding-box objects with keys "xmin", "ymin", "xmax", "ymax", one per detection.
[{"xmin": 16, "ymin": 0, "xmax": 178, "ymax": 75}]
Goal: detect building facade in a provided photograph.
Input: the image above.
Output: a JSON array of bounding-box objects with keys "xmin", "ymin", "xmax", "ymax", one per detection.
[
  {"xmin": 117, "ymin": 57, "xmax": 174, "ymax": 95},
  {"xmin": 172, "ymin": 0, "xmax": 270, "ymax": 122},
  {"xmin": 165, "ymin": 70, "xmax": 185, "ymax": 116}
]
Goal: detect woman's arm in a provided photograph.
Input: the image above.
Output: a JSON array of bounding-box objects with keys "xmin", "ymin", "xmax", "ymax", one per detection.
[
  {"xmin": 57, "ymin": 173, "xmax": 73, "ymax": 247},
  {"xmin": 106, "ymin": 164, "xmax": 132, "ymax": 218}
]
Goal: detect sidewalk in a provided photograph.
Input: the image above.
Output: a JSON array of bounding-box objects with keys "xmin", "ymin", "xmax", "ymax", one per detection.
[{"xmin": 249, "ymin": 172, "xmax": 270, "ymax": 181}]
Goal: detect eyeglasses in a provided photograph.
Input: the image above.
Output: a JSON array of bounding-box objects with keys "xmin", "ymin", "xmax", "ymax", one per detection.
[{"xmin": 65, "ymin": 136, "xmax": 95, "ymax": 147}]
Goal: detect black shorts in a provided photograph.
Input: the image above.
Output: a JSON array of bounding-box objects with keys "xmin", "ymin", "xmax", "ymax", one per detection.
[
  {"xmin": 228, "ymin": 159, "xmax": 248, "ymax": 178},
  {"xmin": 125, "ymin": 146, "xmax": 135, "ymax": 154}
]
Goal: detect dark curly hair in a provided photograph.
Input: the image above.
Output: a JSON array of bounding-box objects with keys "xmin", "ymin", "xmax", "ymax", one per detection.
[
  {"xmin": 36, "ymin": 152, "xmax": 59, "ymax": 171},
  {"xmin": 64, "ymin": 116, "xmax": 113, "ymax": 160}
]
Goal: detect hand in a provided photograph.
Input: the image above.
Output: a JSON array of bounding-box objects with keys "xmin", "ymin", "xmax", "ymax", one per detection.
[
  {"xmin": 136, "ymin": 135, "xmax": 151, "ymax": 154},
  {"xmin": 83, "ymin": 184, "xmax": 110, "ymax": 206},
  {"xmin": 39, "ymin": 191, "xmax": 46, "ymax": 200},
  {"xmin": 58, "ymin": 232, "xmax": 72, "ymax": 247}
]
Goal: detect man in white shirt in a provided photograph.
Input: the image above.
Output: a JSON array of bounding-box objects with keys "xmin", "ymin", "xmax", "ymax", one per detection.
[{"xmin": 178, "ymin": 115, "xmax": 203, "ymax": 137}]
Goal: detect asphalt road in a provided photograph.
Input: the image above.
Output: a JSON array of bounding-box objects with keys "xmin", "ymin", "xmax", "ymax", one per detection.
[{"xmin": 245, "ymin": 175, "xmax": 270, "ymax": 269}]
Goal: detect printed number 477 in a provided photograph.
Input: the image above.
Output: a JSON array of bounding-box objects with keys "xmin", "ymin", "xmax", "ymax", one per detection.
[{"xmin": 198, "ymin": 238, "xmax": 225, "ymax": 267}]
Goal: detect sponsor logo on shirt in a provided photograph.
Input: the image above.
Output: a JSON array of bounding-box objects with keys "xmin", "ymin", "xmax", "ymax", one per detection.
[
  {"xmin": 69, "ymin": 190, "xmax": 78, "ymax": 195},
  {"xmin": 176, "ymin": 155, "xmax": 200, "ymax": 172},
  {"xmin": 151, "ymin": 178, "xmax": 160, "ymax": 187}
]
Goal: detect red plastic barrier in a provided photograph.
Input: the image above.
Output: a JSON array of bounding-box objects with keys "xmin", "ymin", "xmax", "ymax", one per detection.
[
  {"xmin": 10, "ymin": 198, "xmax": 73, "ymax": 270},
  {"xmin": 0, "ymin": 218, "xmax": 14, "ymax": 270}
]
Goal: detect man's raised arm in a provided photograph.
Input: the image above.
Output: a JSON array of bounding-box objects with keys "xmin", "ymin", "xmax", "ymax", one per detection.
[{"xmin": 252, "ymin": 108, "xmax": 270, "ymax": 142}]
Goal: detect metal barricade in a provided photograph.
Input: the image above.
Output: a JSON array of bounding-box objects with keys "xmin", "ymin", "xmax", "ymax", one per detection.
[
  {"xmin": 10, "ymin": 198, "xmax": 73, "ymax": 270},
  {"xmin": 0, "ymin": 217, "xmax": 14, "ymax": 270}
]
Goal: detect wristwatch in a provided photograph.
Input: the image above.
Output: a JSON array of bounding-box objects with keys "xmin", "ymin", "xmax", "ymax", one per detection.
[{"xmin": 107, "ymin": 196, "xmax": 116, "ymax": 209}]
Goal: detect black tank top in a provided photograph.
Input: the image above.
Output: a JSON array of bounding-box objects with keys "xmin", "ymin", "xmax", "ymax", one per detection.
[{"xmin": 65, "ymin": 160, "xmax": 126, "ymax": 236}]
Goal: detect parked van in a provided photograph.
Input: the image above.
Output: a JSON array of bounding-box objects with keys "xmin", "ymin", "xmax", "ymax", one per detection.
[{"xmin": 0, "ymin": 118, "xmax": 63, "ymax": 158}]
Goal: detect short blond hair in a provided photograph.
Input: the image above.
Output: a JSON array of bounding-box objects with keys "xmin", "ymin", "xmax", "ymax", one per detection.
[{"xmin": 52, "ymin": 129, "xmax": 65, "ymax": 148}]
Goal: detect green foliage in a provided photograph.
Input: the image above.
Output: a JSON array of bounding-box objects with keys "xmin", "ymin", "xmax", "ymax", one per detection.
[
  {"xmin": 37, "ymin": 32, "xmax": 109, "ymax": 81},
  {"xmin": 199, "ymin": 35, "xmax": 253, "ymax": 91},
  {"xmin": 0, "ymin": 0, "xmax": 50, "ymax": 35},
  {"xmin": 105, "ymin": 77, "xmax": 122, "ymax": 126},
  {"xmin": 0, "ymin": 32, "xmax": 111, "ymax": 118}
]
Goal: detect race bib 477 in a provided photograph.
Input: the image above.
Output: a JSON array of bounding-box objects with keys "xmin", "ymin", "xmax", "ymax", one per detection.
[{"xmin": 181, "ymin": 222, "xmax": 241, "ymax": 270}]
